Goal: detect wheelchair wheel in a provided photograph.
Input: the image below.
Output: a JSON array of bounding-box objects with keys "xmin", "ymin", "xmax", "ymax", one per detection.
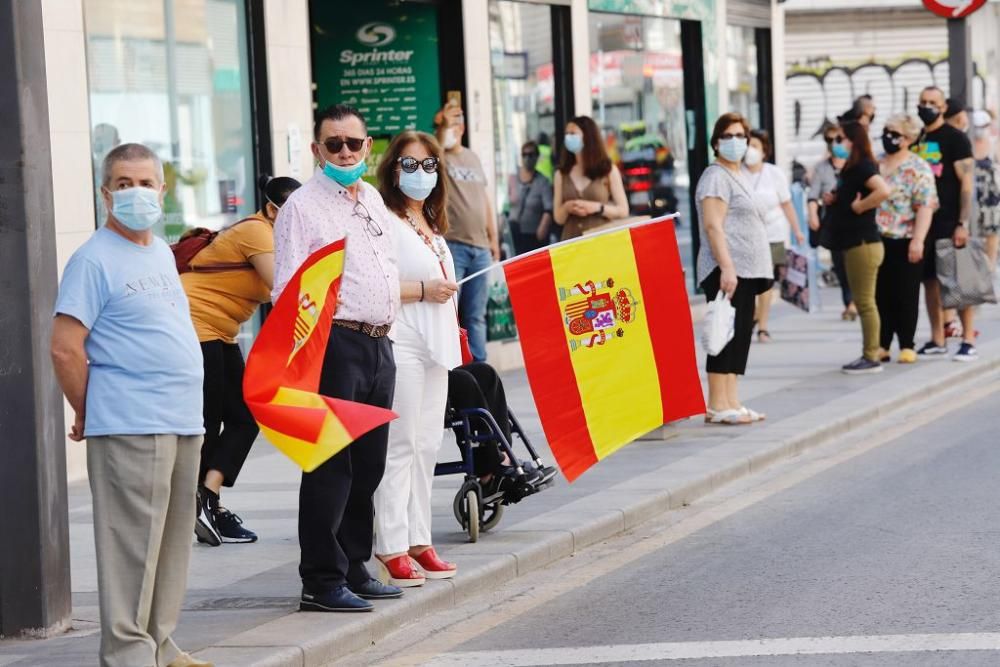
[
  {"xmin": 481, "ymin": 501, "xmax": 504, "ymax": 532},
  {"xmin": 453, "ymin": 484, "xmax": 481, "ymax": 543}
]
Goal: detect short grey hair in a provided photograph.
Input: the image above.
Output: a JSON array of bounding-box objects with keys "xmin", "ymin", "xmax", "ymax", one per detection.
[
  {"xmin": 885, "ymin": 113, "xmax": 923, "ymax": 142},
  {"xmin": 101, "ymin": 143, "xmax": 164, "ymax": 188}
]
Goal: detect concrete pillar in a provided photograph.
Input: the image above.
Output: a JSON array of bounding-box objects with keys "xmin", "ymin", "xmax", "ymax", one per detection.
[{"xmin": 0, "ymin": 0, "xmax": 72, "ymax": 638}]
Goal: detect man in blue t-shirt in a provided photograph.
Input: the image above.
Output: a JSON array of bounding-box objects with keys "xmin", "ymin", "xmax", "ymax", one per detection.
[{"xmin": 50, "ymin": 143, "xmax": 210, "ymax": 667}]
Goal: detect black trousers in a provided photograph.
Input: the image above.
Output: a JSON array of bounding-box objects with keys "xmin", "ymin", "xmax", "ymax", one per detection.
[
  {"xmin": 511, "ymin": 228, "xmax": 545, "ymax": 256},
  {"xmin": 299, "ymin": 326, "xmax": 395, "ymax": 592},
  {"xmin": 831, "ymin": 249, "xmax": 853, "ymax": 307},
  {"xmin": 449, "ymin": 362, "xmax": 510, "ymax": 476},
  {"xmin": 200, "ymin": 341, "xmax": 259, "ymax": 486},
  {"xmin": 701, "ymin": 269, "xmax": 769, "ymax": 376},
  {"xmin": 876, "ymin": 237, "xmax": 924, "ymax": 351}
]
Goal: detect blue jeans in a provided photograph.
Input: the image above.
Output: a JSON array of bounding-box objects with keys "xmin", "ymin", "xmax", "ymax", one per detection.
[{"xmin": 448, "ymin": 241, "xmax": 492, "ymax": 362}]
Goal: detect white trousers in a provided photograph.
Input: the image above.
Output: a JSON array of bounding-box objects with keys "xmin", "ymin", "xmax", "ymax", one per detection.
[{"xmin": 374, "ymin": 323, "xmax": 449, "ymax": 555}]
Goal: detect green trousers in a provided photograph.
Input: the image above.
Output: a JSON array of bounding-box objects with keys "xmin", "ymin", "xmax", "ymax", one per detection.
[{"xmin": 844, "ymin": 240, "xmax": 885, "ymax": 361}]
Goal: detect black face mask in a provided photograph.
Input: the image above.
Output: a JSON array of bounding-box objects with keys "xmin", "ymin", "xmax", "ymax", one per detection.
[
  {"xmin": 917, "ymin": 105, "xmax": 941, "ymax": 126},
  {"xmin": 522, "ymin": 155, "xmax": 538, "ymax": 171},
  {"xmin": 882, "ymin": 132, "xmax": 903, "ymax": 155}
]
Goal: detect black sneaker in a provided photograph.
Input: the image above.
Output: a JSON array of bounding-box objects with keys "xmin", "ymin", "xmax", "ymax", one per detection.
[
  {"xmin": 194, "ymin": 486, "xmax": 222, "ymax": 547},
  {"xmin": 300, "ymin": 586, "xmax": 373, "ymax": 612},
  {"xmin": 214, "ymin": 507, "xmax": 258, "ymax": 543},
  {"xmin": 917, "ymin": 341, "xmax": 948, "ymax": 358},
  {"xmin": 953, "ymin": 342, "xmax": 978, "ymax": 362},
  {"xmin": 841, "ymin": 357, "xmax": 883, "ymax": 375}
]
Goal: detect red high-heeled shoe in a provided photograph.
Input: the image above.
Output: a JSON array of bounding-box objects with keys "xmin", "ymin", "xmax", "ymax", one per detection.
[
  {"xmin": 378, "ymin": 554, "xmax": 425, "ymax": 587},
  {"xmin": 409, "ymin": 547, "xmax": 457, "ymax": 579}
]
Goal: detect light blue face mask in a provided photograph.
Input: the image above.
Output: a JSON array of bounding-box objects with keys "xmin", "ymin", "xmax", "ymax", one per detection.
[
  {"xmin": 564, "ymin": 133, "xmax": 584, "ymax": 154},
  {"xmin": 110, "ymin": 187, "xmax": 163, "ymax": 231},
  {"xmin": 398, "ymin": 169, "xmax": 438, "ymax": 202},
  {"xmin": 718, "ymin": 137, "xmax": 748, "ymax": 162},
  {"xmin": 831, "ymin": 142, "xmax": 850, "ymax": 160},
  {"xmin": 322, "ymin": 148, "xmax": 369, "ymax": 187}
]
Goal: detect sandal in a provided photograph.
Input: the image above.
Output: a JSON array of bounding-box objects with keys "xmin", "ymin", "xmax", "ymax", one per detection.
[
  {"xmin": 739, "ymin": 406, "xmax": 766, "ymax": 422},
  {"xmin": 757, "ymin": 330, "xmax": 771, "ymax": 343},
  {"xmin": 705, "ymin": 408, "xmax": 752, "ymax": 425}
]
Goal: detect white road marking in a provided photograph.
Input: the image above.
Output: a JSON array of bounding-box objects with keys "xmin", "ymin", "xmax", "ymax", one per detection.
[
  {"xmin": 426, "ymin": 633, "xmax": 1000, "ymax": 666},
  {"xmin": 365, "ymin": 380, "xmax": 1000, "ymax": 667}
]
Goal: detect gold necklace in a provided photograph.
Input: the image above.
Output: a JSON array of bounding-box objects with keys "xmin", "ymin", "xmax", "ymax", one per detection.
[{"xmin": 404, "ymin": 210, "xmax": 447, "ymax": 262}]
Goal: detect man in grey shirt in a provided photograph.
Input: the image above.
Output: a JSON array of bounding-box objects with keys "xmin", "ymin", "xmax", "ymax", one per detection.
[{"xmin": 508, "ymin": 140, "xmax": 553, "ymax": 255}]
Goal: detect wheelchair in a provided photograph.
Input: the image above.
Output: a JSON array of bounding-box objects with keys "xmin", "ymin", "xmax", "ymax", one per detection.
[{"xmin": 435, "ymin": 405, "xmax": 557, "ymax": 542}]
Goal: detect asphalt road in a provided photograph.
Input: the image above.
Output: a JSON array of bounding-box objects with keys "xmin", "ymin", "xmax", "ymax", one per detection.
[{"xmin": 361, "ymin": 381, "xmax": 1000, "ymax": 667}]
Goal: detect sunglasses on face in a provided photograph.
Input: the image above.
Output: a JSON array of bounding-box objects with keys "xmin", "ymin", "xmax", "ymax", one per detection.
[
  {"xmin": 720, "ymin": 132, "xmax": 746, "ymax": 140},
  {"xmin": 322, "ymin": 136, "xmax": 366, "ymax": 153},
  {"xmin": 522, "ymin": 151, "xmax": 539, "ymax": 159},
  {"xmin": 398, "ymin": 156, "xmax": 439, "ymax": 174},
  {"xmin": 825, "ymin": 135, "xmax": 845, "ymax": 144}
]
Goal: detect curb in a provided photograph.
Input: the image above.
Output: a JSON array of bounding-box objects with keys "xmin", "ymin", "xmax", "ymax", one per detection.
[{"xmin": 198, "ymin": 340, "xmax": 1000, "ymax": 667}]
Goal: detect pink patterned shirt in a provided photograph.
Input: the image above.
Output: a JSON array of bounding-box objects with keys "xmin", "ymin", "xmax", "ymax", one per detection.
[{"xmin": 272, "ymin": 171, "xmax": 399, "ymax": 325}]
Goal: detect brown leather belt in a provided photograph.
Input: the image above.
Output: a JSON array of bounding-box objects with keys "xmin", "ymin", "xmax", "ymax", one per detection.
[{"xmin": 332, "ymin": 319, "xmax": 391, "ymax": 338}]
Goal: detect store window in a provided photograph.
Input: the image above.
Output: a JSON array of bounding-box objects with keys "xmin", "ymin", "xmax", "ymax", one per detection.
[
  {"xmin": 489, "ymin": 0, "xmax": 558, "ymax": 255},
  {"xmin": 726, "ymin": 25, "xmax": 760, "ymax": 128},
  {"xmin": 589, "ymin": 12, "xmax": 689, "ymax": 226},
  {"xmin": 84, "ymin": 0, "xmax": 258, "ymax": 240}
]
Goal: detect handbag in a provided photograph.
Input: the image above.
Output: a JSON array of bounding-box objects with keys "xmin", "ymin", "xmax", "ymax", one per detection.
[
  {"xmin": 701, "ymin": 291, "xmax": 736, "ymax": 356},
  {"xmin": 935, "ymin": 238, "xmax": 997, "ymax": 309},
  {"xmin": 438, "ymin": 261, "xmax": 473, "ymax": 365}
]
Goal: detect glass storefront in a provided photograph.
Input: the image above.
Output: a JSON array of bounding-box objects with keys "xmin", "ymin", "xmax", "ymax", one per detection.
[
  {"xmin": 589, "ymin": 12, "xmax": 689, "ymax": 226},
  {"xmin": 489, "ymin": 0, "xmax": 558, "ymax": 256},
  {"xmin": 83, "ymin": 0, "xmax": 258, "ymax": 240},
  {"xmin": 726, "ymin": 24, "xmax": 760, "ymax": 129}
]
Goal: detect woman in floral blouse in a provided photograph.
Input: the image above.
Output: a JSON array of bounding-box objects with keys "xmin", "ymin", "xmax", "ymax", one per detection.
[{"xmin": 875, "ymin": 113, "xmax": 938, "ymax": 363}]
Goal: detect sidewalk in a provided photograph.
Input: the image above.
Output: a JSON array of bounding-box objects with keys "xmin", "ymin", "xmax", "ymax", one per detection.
[{"xmin": 3, "ymin": 288, "xmax": 999, "ymax": 667}]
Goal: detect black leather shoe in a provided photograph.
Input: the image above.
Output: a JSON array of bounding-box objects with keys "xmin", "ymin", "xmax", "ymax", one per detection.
[
  {"xmin": 300, "ymin": 586, "xmax": 373, "ymax": 612},
  {"xmin": 348, "ymin": 578, "xmax": 403, "ymax": 600}
]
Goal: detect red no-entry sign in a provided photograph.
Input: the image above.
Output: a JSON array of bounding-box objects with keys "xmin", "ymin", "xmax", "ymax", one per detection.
[{"xmin": 922, "ymin": 0, "xmax": 987, "ymax": 18}]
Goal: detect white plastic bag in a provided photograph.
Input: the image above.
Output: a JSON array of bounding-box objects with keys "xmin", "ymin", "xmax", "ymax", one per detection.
[{"xmin": 702, "ymin": 291, "xmax": 736, "ymax": 356}]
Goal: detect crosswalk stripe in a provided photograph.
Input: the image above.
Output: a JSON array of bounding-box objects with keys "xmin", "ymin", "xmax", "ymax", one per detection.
[{"xmin": 426, "ymin": 632, "xmax": 1000, "ymax": 666}]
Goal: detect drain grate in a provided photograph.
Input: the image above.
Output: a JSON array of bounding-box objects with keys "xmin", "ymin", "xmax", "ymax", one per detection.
[{"xmin": 186, "ymin": 597, "xmax": 299, "ymax": 611}]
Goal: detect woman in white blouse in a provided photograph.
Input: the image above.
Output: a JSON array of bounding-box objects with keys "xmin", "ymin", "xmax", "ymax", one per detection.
[{"xmin": 375, "ymin": 131, "xmax": 461, "ymax": 587}]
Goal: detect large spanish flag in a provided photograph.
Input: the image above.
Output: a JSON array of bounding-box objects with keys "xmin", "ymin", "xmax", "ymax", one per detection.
[
  {"xmin": 243, "ymin": 240, "xmax": 396, "ymax": 472},
  {"xmin": 506, "ymin": 218, "xmax": 704, "ymax": 482}
]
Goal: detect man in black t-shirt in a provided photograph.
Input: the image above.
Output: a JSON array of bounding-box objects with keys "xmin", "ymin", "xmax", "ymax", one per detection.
[{"xmin": 913, "ymin": 86, "xmax": 977, "ymax": 361}]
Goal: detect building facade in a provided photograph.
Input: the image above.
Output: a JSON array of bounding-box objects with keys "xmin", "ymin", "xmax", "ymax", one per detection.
[{"xmin": 35, "ymin": 0, "xmax": 784, "ymax": 480}]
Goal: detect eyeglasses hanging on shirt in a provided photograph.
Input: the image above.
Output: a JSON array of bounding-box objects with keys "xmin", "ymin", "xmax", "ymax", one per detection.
[{"xmin": 352, "ymin": 199, "xmax": 383, "ymax": 237}]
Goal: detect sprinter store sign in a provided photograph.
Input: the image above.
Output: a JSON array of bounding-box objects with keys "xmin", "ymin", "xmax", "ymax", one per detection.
[{"xmin": 311, "ymin": 2, "xmax": 442, "ymax": 136}]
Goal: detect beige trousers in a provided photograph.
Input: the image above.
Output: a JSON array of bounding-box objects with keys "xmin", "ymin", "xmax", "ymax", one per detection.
[{"xmin": 87, "ymin": 434, "xmax": 202, "ymax": 667}]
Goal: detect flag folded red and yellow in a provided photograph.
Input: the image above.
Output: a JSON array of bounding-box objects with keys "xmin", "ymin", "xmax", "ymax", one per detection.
[
  {"xmin": 243, "ymin": 240, "xmax": 396, "ymax": 472},
  {"xmin": 505, "ymin": 219, "xmax": 704, "ymax": 482}
]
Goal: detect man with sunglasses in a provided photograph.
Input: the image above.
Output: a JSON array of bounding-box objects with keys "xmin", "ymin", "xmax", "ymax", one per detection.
[
  {"xmin": 508, "ymin": 140, "xmax": 554, "ymax": 255},
  {"xmin": 434, "ymin": 100, "xmax": 499, "ymax": 362},
  {"xmin": 272, "ymin": 104, "xmax": 402, "ymax": 612}
]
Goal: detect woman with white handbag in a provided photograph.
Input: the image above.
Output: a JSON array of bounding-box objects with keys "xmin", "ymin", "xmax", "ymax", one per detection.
[{"xmin": 696, "ymin": 113, "xmax": 774, "ymax": 425}]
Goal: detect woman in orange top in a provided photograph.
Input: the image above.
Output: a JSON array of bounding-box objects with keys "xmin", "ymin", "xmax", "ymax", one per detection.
[{"xmin": 181, "ymin": 175, "xmax": 301, "ymax": 547}]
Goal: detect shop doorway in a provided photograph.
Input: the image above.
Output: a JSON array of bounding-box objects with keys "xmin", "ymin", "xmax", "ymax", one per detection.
[{"xmin": 488, "ymin": 0, "xmax": 572, "ymax": 257}]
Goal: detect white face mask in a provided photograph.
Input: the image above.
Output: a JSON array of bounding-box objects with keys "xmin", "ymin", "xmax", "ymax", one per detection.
[
  {"xmin": 442, "ymin": 128, "xmax": 458, "ymax": 150},
  {"xmin": 744, "ymin": 146, "xmax": 764, "ymax": 167}
]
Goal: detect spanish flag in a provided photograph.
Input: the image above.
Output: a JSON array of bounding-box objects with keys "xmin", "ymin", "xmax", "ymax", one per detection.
[
  {"xmin": 506, "ymin": 218, "xmax": 704, "ymax": 482},
  {"xmin": 243, "ymin": 240, "xmax": 396, "ymax": 472}
]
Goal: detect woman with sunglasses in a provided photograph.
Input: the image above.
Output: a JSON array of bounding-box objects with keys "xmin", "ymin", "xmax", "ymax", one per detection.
[
  {"xmin": 808, "ymin": 122, "xmax": 856, "ymax": 321},
  {"xmin": 874, "ymin": 113, "xmax": 937, "ymax": 364},
  {"xmin": 828, "ymin": 108, "xmax": 891, "ymax": 374},
  {"xmin": 554, "ymin": 115, "xmax": 629, "ymax": 239},
  {"xmin": 374, "ymin": 131, "xmax": 460, "ymax": 587},
  {"xmin": 182, "ymin": 174, "xmax": 301, "ymax": 546},
  {"xmin": 696, "ymin": 112, "xmax": 773, "ymax": 425}
]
